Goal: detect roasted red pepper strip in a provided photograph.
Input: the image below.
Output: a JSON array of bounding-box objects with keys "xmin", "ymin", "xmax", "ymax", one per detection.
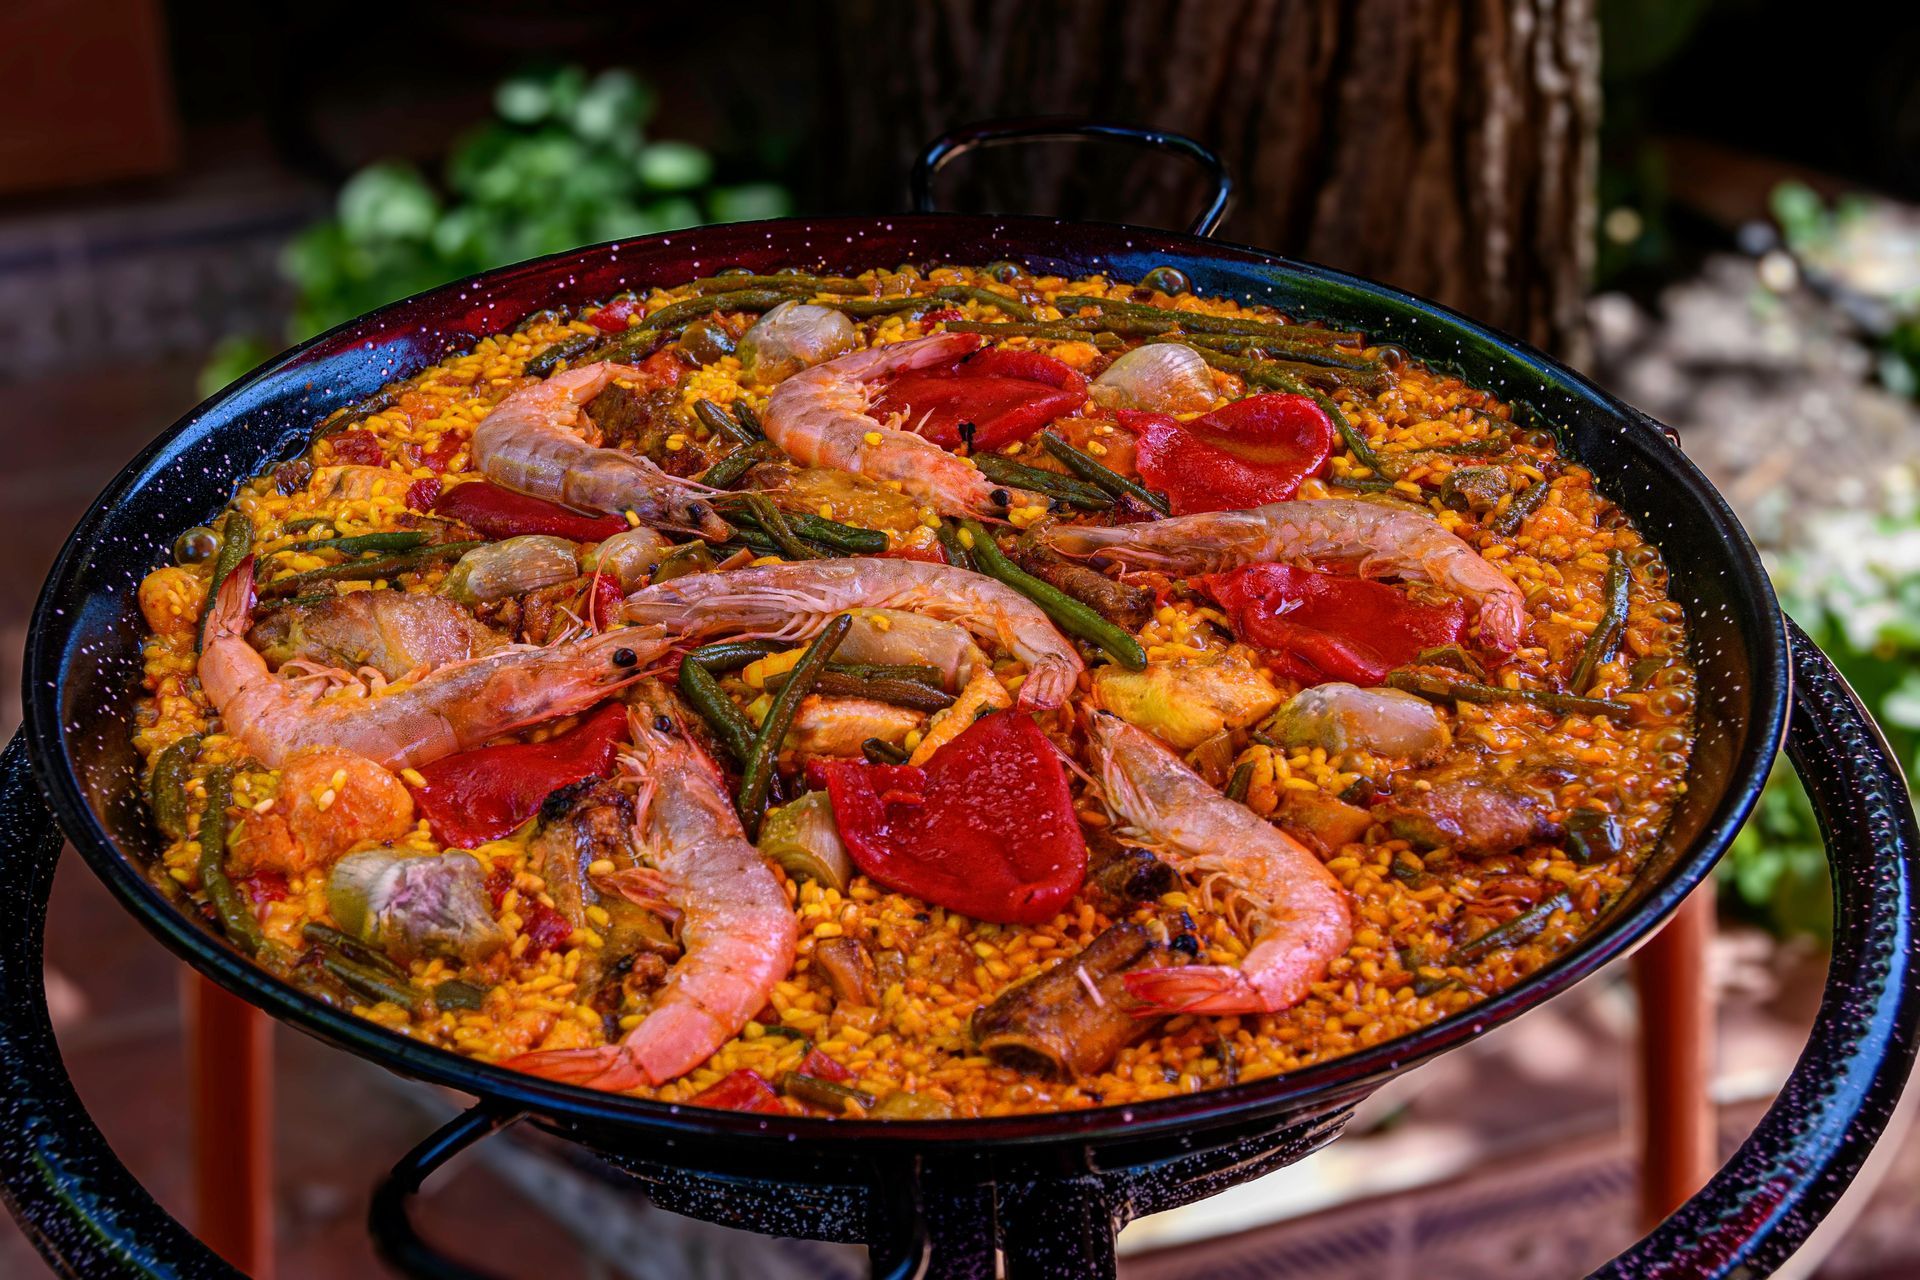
[
  {"xmin": 1203, "ymin": 564, "xmax": 1468, "ymax": 685},
  {"xmin": 818, "ymin": 710, "xmax": 1086, "ymax": 925},
  {"xmin": 1127, "ymin": 393, "xmax": 1333, "ymax": 515},
  {"xmin": 689, "ymin": 1068, "xmax": 788, "ymax": 1114},
  {"xmin": 871, "ymin": 345, "xmax": 1087, "ymax": 450},
  {"xmin": 589, "ymin": 572, "xmax": 625, "ymax": 631},
  {"xmin": 588, "ymin": 296, "xmax": 644, "ymax": 333},
  {"xmin": 433, "ymin": 480, "xmax": 630, "ymax": 542},
  {"xmin": 406, "ymin": 701, "xmax": 631, "ymax": 847},
  {"xmin": 799, "ymin": 1048, "xmax": 856, "ymax": 1084}
]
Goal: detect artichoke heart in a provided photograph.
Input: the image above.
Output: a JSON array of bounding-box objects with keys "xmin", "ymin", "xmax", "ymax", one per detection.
[
  {"xmin": 327, "ymin": 848, "xmax": 508, "ymax": 964},
  {"xmin": 1092, "ymin": 658, "xmax": 1280, "ymax": 750}
]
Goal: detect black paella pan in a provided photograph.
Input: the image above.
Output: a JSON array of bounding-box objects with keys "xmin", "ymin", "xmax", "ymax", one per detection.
[{"xmin": 3, "ymin": 122, "xmax": 1916, "ymax": 1279}]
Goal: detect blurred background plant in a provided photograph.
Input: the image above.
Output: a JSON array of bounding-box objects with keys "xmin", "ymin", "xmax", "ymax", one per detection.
[
  {"xmin": 1721, "ymin": 482, "xmax": 1920, "ymax": 939},
  {"xmin": 200, "ymin": 65, "xmax": 788, "ymax": 395}
]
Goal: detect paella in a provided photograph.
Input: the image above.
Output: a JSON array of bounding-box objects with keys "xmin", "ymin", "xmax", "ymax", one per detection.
[{"xmin": 132, "ymin": 262, "xmax": 1696, "ymax": 1118}]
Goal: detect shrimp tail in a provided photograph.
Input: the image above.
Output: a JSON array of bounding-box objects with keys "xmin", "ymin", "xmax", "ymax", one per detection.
[
  {"xmin": 500, "ymin": 1044, "xmax": 647, "ymax": 1091},
  {"xmin": 1122, "ymin": 965, "xmax": 1267, "ymax": 1016},
  {"xmin": 207, "ymin": 554, "xmax": 259, "ymax": 641}
]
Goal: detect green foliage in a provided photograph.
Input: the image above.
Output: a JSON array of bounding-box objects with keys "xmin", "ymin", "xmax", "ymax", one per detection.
[
  {"xmin": 280, "ymin": 66, "xmax": 789, "ymax": 342},
  {"xmin": 1721, "ymin": 495, "xmax": 1920, "ymax": 939}
]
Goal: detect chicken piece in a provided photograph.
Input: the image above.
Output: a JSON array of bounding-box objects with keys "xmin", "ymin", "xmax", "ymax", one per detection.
[
  {"xmin": 230, "ymin": 748, "xmax": 414, "ymax": 874},
  {"xmin": 1272, "ymin": 789, "xmax": 1374, "ymax": 855},
  {"xmin": 814, "ymin": 937, "xmax": 879, "ymax": 1006},
  {"xmin": 527, "ymin": 779, "xmax": 679, "ymax": 994},
  {"xmin": 248, "ymin": 591, "xmax": 505, "ymax": 681},
  {"xmin": 1379, "ymin": 777, "xmax": 1562, "ymax": 856},
  {"xmin": 970, "ymin": 923, "xmax": 1179, "ymax": 1078},
  {"xmin": 1083, "ymin": 828, "xmax": 1177, "ymax": 913},
  {"xmin": 787, "ymin": 696, "xmax": 923, "ymax": 758}
]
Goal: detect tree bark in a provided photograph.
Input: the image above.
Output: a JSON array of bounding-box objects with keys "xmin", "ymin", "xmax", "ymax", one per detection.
[{"xmin": 812, "ymin": 0, "xmax": 1599, "ymax": 358}]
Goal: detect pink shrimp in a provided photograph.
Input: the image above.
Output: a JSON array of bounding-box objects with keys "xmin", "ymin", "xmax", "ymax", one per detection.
[
  {"xmin": 1045, "ymin": 498, "xmax": 1528, "ymax": 653},
  {"xmin": 502, "ymin": 708, "xmax": 796, "ymax": 1091},
  {"xmin": 473, "ymin": 361, "xmax": 730, "ymax": 537},
  {"xmin": 197, "ymin": 557, "xmax": 663, "ymax": 770},
  {"xmin": 620, "ymin": 558, "xmax": 1083, "ymax": 710},
  {"xmin": 760, "ymin": 333, "xmax": 1044, "ymax": 518},
  {"xmin": 1084, "ymin": 711, "xmax": 1351, "ymax": 1016}
]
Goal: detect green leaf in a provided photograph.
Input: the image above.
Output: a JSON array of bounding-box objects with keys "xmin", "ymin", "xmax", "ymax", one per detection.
[
  {"xmin": 708, "ymin": 183, "xmax": 791, "ymax": 223},
  {"xmin": 638, "ymin": 141, "xmax": 713, "ymax": 191},
  {"xmin": 571, "ymin": 68, "xmax": 653, "ymax": 142},
  {"xmin": 336, "ymin": 163, "xmax": 439, "ymax": 243}
]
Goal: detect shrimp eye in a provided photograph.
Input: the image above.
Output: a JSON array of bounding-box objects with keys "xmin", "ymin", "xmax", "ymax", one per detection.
[
  {"xmin": 652, "ymin": 714, "xmax": 673, "ymax": 733},
  {"xmin": 989, "ymin": 488, "xmax": 1012, "ymax": 507},
  {"xmin": 1170, "ymin": 934, "xmax": 1201, "ymax": 957},
  {"xmin": 612, "ymin": 648, "xmax": 638, "ymax": 667}
]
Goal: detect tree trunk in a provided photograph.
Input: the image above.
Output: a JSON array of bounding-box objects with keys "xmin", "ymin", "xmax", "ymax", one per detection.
[{"xmin": 812, "ymin": 0, "xmax": 1599, "ymax": 359}]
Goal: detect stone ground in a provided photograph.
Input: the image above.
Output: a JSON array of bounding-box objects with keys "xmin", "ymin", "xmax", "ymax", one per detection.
[{"xmin": 3, "ymin": 247, "xmax": 1918, "ymax": 1275}]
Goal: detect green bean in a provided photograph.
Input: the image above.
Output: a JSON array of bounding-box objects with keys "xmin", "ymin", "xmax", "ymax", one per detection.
[
  {"xmin": 935, "ymin": 520, "xmax": 974, "ymax": 570},
  {"xmin": 700, "ymin": 441, "xmax": 782, "ymax": 489},
  {"xmin": 1565, "ymin": 809, "xmax": 1624, "ymax": 866},
  {"xmin": 525, "ymin": 333, "xmax": 600, "ymax": 378},
  {"xmin": 197, "ymin": 765, "xmax": 267, "ymax": 957},
  {"xmin": 760, "ymin": 1023, "xmax": 812, "ymax": 1043},
  {"xmin": 282, "ymin": 530, "xmax": 428, "ymax": 556},
  {"xmin": 635, "ymin": 288, "xmax": 802, "ymax": 332},
  {"xmin": 321, "ymin": 955, "xmax": 421, "ymax": 1010},
  {"xmin": 255, "ymin": 540, "xmax": 484, "ymax": 599},
  {"xmin": 781, "ymin": 513, "xmax": 888, "ymax": 554},
  {"xmin": 933, "ymin": 285, "xmax": 1034, "ymax": 321},
  {"xmin": 147, "ymin": 734, "xmax": 202, "ymax": 843},
  {"xmin": 1224, "ymin": 760, "xmax": 1253, "ymax": 804},
  {"xmin": 1414, "ymin": 644, "xmax": 1487, "ymax": 680},
  {"xmin": 826, "ymin": 295, "xmax": 946, "ymax": 317},
  {"xmin": 740, "ymin": 495, "xmax": 815, "ymax": 560},
  {"xmin": 1568, "ymin": 550, "xmax": 1630, "ymax": 695},
  {"xmin": 738, "ymin": 615, "xmax": 851, "ymax": 836},
  {"xmin": 969, "ymin": 454, "xmax": 1113, "ymax": 511},
  {"xmin": 1385, "ymin": 670, "xmax": 1629, "ymax": 718},
  {"xmin": 584, "ymin": 326, "xmax": 671, "ymax": 366},
  {"xmin": 941, "ymin": 320, "xmax": 1125, "ymax": 349},
  {"xmin": 685, "ymin": 273, "xmax": 864, "ymax": 295},
  {"xmin": 1428, "ymin": 434, "xmax": 1515, "ymax": 457},
  {"xmin": 278, "ymin": 514, "xmax": 336, "ymax": 534},
  {"xmin": 196, "ymin": 510, "xmax": 254, "ymax": 653},
  {"xmin": 1490, "ymin": 476, "xmax": 1553, "ymax": 536},
  {"xmin": 766, "ymin": 669, "xmax": 954, "ymax": 713},
  {"xmin": 1037, "ymin": 432, "xmax": 1171, "ymax": 515},
  {"xmin": 301, "ymin": 922, "xmax": 406, "ymax": 979},
  {"xmin": 1446, "ymin": 894, "xmax": 1572, "ymax": 965},
  {"xmin": 694, "ymin": 398, "xmax": 762, "ymax": 446},
  {"xmin": 780, "ymin": 1071, "xmax": 876, "ymax": 1112},
  {"xmin": 513, "ymin": 307, "xmax": 572, "ymax": 333},
  {"xmin": 1324, "ymin": 476, "xmax": 1406, "ymax": 497},
  {"xmin": 862, "ymin": 738, "xmax": 909, "ymax": 765},
  {"xmin": 319, "ymin": 388, "xmax": 401, "ymax": 436},
  {"xmin": 959, "ymin": 521, "xmax": 1147, "ymax": 670},
  {"xmin": 679, "ymin": 656, "xmax": 759, "ymax": 768},
  {"xmin": 829, "ymin": 662, "xmax": 947, "ymax": 687},
  {"xmin": 732, "ymin": 401, "xmax": 764, "ymax": 437},
  {"xmin": 686, "ymin": 639, "xmax": 786, "ymax": 672},
  {"xmin": 432, "ymin": 980, "xmax": 490, "ymax": 1011},
  {"xmin": 1182, "ymin": 332, "xmax": 1388, "ymax": 376},
  {"xmin": 1055, "ymin": 295, "xmax": 1364, "ymax": 345}
]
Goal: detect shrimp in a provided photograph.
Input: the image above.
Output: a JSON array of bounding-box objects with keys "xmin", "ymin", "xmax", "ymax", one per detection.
[
  {"xmin": 760, "ymin": 334, "xmax": 1044, "ymax": 518},
  {"xmin": 502, "ymin": 706, "xmax": 796, "ymax": 1090},
  {"xmin": 1044, "ymin": 499, "xmax": 1528, "ymax": 652},
  {"xmin": 1084, "ymin": 711, "xmax": 1351, "ymax": 1016},
  {"xmin": 620, "ymin": 558, "xmax": 1083, "ymax": 710},
  {"xmin": 199, "ymin": 557, "xmax": 662, "ymax": 770},
  {"xmin": 472, "ymin": 361, "xmax": 730, "ymax": 537}
]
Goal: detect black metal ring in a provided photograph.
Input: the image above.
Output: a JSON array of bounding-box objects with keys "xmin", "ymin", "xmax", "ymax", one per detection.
[
  {"xmin": 369, "ymin": 1105, "xmax": 527, "ymax": 1280},
  {"xmin": 1591, "ymin": 620, "xmax": 1920, "ymax": 1276},
  {"xmin": 911, "ymin": 118, "xmax": 1234, "ymax": 238}
]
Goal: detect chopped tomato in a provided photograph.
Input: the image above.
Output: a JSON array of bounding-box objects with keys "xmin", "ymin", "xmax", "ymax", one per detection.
[
  {"xmin": 433, "ymin": 480, "xmax": 630, "ymax": 542},
  {"xmin": 691, "ymin": 1069, "xmax": 788, "ymax": 1114},
  {"xmin": 407, "ymin": 432, "xmax": 465, "ymax": 474},
  {"xmin": 871, "ymin": 344, "xmax": 1087, "ymax": 450},
  {"xmin": 404, "ymin": 477, "xmax": 441, "ymax": 512},
  {"xmin": 588, "ymin": 296, "xmax": 644, "ymax": 333},
  {"xmin": 799, "ymin": 1048, "xmax": 855, "ymax": 1084},
  {"xmin": 1127, "ymin": 393, "xmax": 1333, "ymax": 515},
  {"xmin": 1203, "ymin": 564, "xmax": 1468, "ymax": 685},
  {"xmin": 406, "ymin": 702, "xmax": 631, "ymax": 847},
  {"xmin": 239, "ymin": 869, "xmax": 289, "ymax": 905},
  {"xmin": 817, "ymin": 710, "xmax": 1086, "ymax": 925},
  {"xmin": 521, "ymin": 903, "xmax": 575, "ymax": 958}
]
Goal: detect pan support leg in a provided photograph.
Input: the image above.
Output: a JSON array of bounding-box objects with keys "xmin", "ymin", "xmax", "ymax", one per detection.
[
  {"xmin": 186, "ymin": 972, "xmax": 275, "ymax": 1277},
  {"xmin": 1632, "ymin": 885, "xmax": 1718, "ymax": 1228}
]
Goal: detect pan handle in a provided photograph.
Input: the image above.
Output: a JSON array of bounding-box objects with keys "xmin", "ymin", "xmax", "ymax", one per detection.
[
  {"xmin": 911, "ymin": 119, "xmax": 1234, "ymax": 238},
  {"xmin": 0, "ymin": 733, "xmax": 242, "ymax": 1278},
  {"xmin": 368, "ymin": 1104, "xmax": 526, "ymax": 1280},
  {"xmin": 1593, "ymin": 619, "xmax": 1920, "ymax": 1277}
]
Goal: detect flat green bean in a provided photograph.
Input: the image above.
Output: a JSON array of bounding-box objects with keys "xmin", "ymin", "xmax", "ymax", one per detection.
[
  {"xmin": 1037, "ymin": 433, "xmax": 1170, "ymax": 515},
  {"xmin": 737, "ymin": 615, "xmax": 851, "ymax": 836},
  {"xmin": 959, "ymin": 521, "xmax": 1146, "ymax": 670}
]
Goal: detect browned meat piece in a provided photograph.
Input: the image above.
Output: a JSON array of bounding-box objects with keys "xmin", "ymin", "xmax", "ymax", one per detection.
[
  {"xmin": 970, "ymin": 922, "xmax": 1179, "ymax": 1078},
  {"xmin": 1378, "ymin": 779, "xmax": 1562, "ymax": 856},
  {"xmin": 814, "ymin": 936, "xmax": 879, "ymax": 1006},
  {"xmin": 1272, "ymin": 789, "xmax": 1373, "ymax": 854},
  {"xmin": 1083, "ymin": 828, "xmax": 1176, "ymax": 912},
  {"xmin": 585, "ymin": 380, "xmax": 711, "ymax": 477},
  {"xmin": 1011, "ymin": 536, "xmax": 1154, "ymax": 630},
  {"xmin": 528, "ymin": 779, "xmax": 678, "ymax": 995},
  {"xmin": 248, "ymin": 591, "xmax": 504, "ymax": 680},
  {"xmin": 511, "ymin": 579, "xmax": 585, "ymax": 645}
]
